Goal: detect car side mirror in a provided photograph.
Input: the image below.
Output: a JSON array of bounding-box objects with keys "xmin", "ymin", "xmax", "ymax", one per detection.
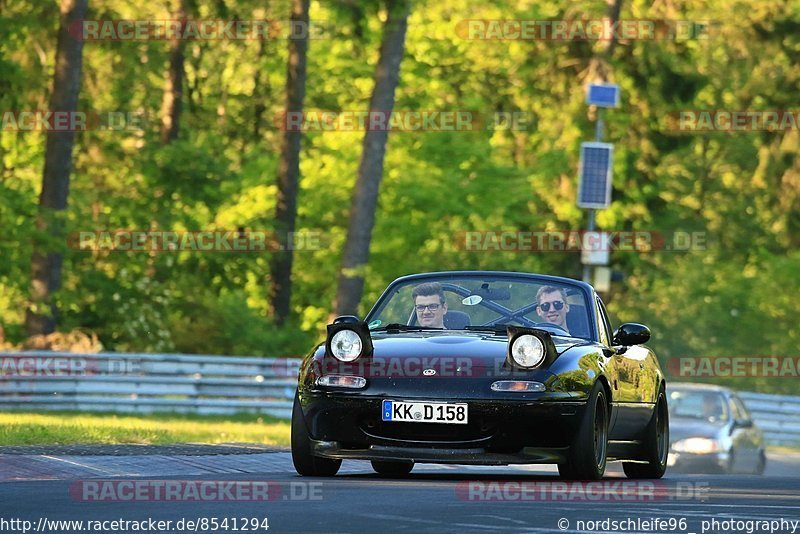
[
  {"xmin": 734, "ymin": 419, "xmax": 753, "ymax": 429},
  {"xmin": 612, "ymin": 323, "xmax": 650, "ymax": 346}
]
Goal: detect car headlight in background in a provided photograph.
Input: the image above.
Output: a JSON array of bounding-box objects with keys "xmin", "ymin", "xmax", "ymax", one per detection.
[
  {"xmin": 672, "ymin": 437, "xmax": 720, "ymax": 454},
  {"xmin": 510, "ymin": 334, "xmax": 545, "ymax": 368},
  {"xmin": 329, "ymin": 329, "xmax": 363, "ymax": 361}
]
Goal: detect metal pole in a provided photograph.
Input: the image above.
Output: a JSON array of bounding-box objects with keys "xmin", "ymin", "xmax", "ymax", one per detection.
[
  {"xmin": 595, "ymin": 107, "xmax": 604, "ymax": 141},
  {"xmin": 582, "ymin": 209, "xmax": 595, "ymax": 283},
  {"xmin": 583, "ymin": 108, "xmax": 604, "ymax": 284}
]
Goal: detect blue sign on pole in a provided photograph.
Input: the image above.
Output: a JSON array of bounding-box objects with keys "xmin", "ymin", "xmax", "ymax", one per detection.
[
  {"xmin": 578, "ymin": 142, "xmax": 613, "ymax": 209},
  {"xmin": 586, "ymin": 83, "xmax": 620, "ymax": 108}
]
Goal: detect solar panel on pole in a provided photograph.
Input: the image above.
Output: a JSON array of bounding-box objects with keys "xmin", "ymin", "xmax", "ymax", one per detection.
[
  {"xmin": 586, "ymin": 83, "xmax": 620, "ymax": 108},
  {"xmin": 577, "ymin": 142, "xmax": 613, "ymax": 209}
]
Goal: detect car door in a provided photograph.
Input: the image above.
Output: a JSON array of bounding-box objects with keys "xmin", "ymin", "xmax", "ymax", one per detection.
[
  {"xmin": 596, "ymin": 297, "xmax": 651, "ymax": 438},
  {"xmin": 597, "ymin": 297, "xmax": 637, "ymax": 402},
  {"xmin": 729, "ymin": 393, "xmax": 759, "ymax": 470},
  {"xmin": 594, "ymin": 296, "xmax": 620, "ymax": 436}
]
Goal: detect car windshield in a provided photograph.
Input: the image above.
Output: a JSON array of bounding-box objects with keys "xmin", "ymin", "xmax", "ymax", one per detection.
[
  {"xmin": 668, "ymin": 389, "xmax": 729, "ymax": 422},
  {"xmin": 365, "ymin": 274, "xmax": 593, "ymax": 340}
]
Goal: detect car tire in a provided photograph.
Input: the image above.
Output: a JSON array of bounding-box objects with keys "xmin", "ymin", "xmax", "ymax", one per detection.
[
  {"xmin": 725, "ymin": 450, "xmax": 735, "ymax": 474},
  {"xmin": 371, "ymin": 460, "xmax": 414, "ymax": 477},
  {"xmin": 623, "ymin": 385, "xmax": 668, "ymax": 479},
  {"xmin": 755, "ymin": 450, "xmax": 767, "ymax": 475},
  {"xmin": 560, "ymin": 381, "xmax": 608, "ymax": 480},
  {"xmin": 291, "ymin": 394, "xmax": 342, "ymax": 477},
  {"xmin": 557, "ymin": 462, "xmax": 577, "ymax": 479}
]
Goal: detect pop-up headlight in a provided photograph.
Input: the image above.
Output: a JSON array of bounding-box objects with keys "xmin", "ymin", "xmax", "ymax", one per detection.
[
  {"xmin": 325, "ymin": 316, "xmax": 373, "ymax": 362},
  {"xmin": 506, "ymin": 326, "xmax": 557, "ymax": 370}
]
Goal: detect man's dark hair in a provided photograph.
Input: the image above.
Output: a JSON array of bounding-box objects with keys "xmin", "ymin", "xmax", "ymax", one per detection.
[{"xmin": 412, "ymin": 282, "xmax": 445, "ymax": 304}]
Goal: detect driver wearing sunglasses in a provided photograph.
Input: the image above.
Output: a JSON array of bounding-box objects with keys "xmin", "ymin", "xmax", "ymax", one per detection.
[{"xmin": 535, "ymin": 285, "xmax": 570, "ymax": 333}]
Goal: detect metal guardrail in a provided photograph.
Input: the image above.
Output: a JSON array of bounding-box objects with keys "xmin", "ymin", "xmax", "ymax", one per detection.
[
  {"xmin": 0, "ymin": 351, "xmax": 300, "ymax": 419},
  {"xmin": 738, "ymin": 391, "xmax": 800, "ymax": 447},
  {"xmin": 1, "ymin": 351, "xmax": 799, "ymax": 445}
]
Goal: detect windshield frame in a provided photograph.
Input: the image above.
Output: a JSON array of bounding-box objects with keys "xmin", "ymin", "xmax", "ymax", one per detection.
[
  {"xmin": 364, "ymin": 271, "xmax": 598, "ymax": 342},
  {"xmin": 667, "ymin": 388, "xmax": 731, "ymax": 422}
]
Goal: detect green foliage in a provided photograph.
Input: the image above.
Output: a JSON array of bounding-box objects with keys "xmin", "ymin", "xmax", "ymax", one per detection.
[{"xmin": 168, "ymin": 289, "xmax": 316, "ymax": 357}]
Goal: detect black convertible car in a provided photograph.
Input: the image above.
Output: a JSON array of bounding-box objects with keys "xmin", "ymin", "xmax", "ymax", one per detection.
[{"xmin": 292, "ymin": 271, "xmax": 668, "ymax": 480}]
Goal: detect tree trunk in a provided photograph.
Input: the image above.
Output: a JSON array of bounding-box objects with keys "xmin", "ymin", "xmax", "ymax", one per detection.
[
  {"xmin": 332, "ymin": 0, "xmax": 410, "ymax": 317},
  {"xmin": 252, "ymin": 33, "xmax": 270, "ymax": 141},
  {"xmin": 25, "ymin": 0, "xmax": 88, "ymax": 336},
  {"xmin": 268, "ymin": 0, "xmax": 310, "ymax": 324},
  {"xmin": 588, "ymin": 0, "xmax": 624, "ymax": 82},
  {"xmin": 160, "ymin": 0, "xmax": 187, "ymax": 145}
]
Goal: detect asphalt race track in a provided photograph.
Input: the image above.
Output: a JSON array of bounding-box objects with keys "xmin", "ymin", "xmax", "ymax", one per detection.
[{"xmin": 1, "ymin": 447, "xmax": 799, "ymax": 534}]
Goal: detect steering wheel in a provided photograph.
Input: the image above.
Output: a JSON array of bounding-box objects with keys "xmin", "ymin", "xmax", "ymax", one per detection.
[
  {"xmin": 485, "ymin": 316, "xmax": 538, "ymax": 329},
  {"xmin": 534, "ymin": 322, "xmax": 570, "ymax": 335}
]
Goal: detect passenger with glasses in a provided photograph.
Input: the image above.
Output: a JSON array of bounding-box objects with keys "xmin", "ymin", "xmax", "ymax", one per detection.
[
  {"xmin": 412, "ymin": 282, "xmax": 448, "ymax": 328},
  {"xmin": 535, "ymin": 285, "xmax": 570, "ymax": 333}
]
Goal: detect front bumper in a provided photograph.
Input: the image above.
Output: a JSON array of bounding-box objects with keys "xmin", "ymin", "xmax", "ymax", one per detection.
[
  {"xmin": 299, "ymin": 391, "xmax": 587, "ymax": 464},
  {"xmin": 667, "ymin": 450, "xmax": 730, "ymax": 473},
  {"xmin": 312, "ymin": 440, "xmax": 569, "ymax": 465}
]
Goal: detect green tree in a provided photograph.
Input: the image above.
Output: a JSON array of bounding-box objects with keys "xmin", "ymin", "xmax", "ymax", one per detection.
[
  {"xmin": 269, "ymin": 0, "xmax": 310, "ymax": 325},
  {"xmin": 26, "ymin": 0, "xmax": 88, "ymax": 336},
  {"xmin": 333, "ymin": 0, "xmax": 411, "ymax": 317}
]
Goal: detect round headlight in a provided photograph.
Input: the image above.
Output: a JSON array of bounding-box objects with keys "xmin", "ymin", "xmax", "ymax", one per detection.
[
  {"xmin": 673, "ymin": 437, "xmax": 719, "ymax": 454},
  {"xmin": 330, "ymin": 329, "xmax": 363, "ymax": 362},
  {"xmin": 510, "ymin": 334, "xmax": 545, "ymax": 368}
]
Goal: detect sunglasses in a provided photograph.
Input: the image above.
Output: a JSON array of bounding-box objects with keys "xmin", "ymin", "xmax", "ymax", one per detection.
[
  {"xmin": 415, "ymin": 304, "xmax": 441, "ymax": 312},
  {"xmin": 538, "ymin": 301, "xmax": 565, "ymax": 312}
]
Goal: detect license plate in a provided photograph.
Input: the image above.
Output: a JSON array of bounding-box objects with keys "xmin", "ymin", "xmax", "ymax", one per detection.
[{"xmin": 381, "ymin": 400, "xmax": 468, "ymax": 424}]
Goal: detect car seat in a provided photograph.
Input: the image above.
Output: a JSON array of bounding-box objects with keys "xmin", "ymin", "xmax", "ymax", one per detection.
[{"xmin": 443, "ymin": 310, "xmax": 471, "ymax": 329}]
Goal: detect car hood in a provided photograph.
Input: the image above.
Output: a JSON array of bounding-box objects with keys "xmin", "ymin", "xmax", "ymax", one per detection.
[
  {"xmin": 669, "ymin": 417, "xmax": 727, "ymax": 442},
  {"xmin": 369, "ymin": 330, "xmax": 586, "ymax": 358},
  {"xmin": 348, "ymin": 331, "xmax": 588, "ymax": 376},
  {"xmin": 306, "ymin": 330, "xmax": 594, "ymax": 398}
]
